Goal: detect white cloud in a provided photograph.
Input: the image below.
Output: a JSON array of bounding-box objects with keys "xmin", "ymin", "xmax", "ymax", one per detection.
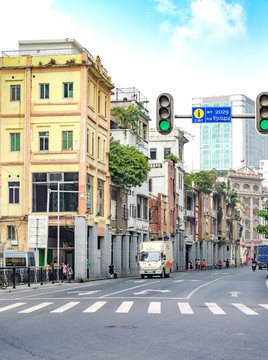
[
  {"xmin": 155, "ymin": 0, "xmax": 179, "ymax": 16},
  {"xmin": 169, "ymin": 0, "xmax": 246, "ymax": 49}
]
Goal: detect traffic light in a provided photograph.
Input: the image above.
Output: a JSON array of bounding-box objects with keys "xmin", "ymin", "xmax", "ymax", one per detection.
[
  {"xmin": 256, "ymin": 92, "xmax": 268, "ymax": 135},
  {"xmin": 156, "ymin": 93, "xmax": 174, "ymax": 135}
]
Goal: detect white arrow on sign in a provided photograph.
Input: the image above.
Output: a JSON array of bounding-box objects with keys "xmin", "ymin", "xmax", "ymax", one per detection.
[
  {"xmin": 67, "ymin": 290, "xmax": 100, "ymax": 296},
  {"xmin": 133, "ymin": 289, "xmax": 171, "ymax": 295},
  {"xmin": 228, "ymin": 291, "xmax": 242, "ymax": 297}
]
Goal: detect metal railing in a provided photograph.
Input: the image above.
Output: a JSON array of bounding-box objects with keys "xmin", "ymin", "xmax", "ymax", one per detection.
[{"xmin": 0, "ymin": 266, "xmax": 68, "ymax": 289}]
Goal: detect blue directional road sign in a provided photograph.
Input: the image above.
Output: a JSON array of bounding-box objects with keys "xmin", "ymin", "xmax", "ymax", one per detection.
[{"xmin": 192, "ymin": 107, "xmax": 231, "ymax": 123}]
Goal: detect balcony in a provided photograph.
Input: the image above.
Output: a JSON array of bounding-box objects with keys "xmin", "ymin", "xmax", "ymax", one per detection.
[
  {"xmin": 211, "ymin": 210, "xmax": 217, "ymax": 218},
  {"xmin": 184, "ymin": 209, "xmax": 195, "ymax": 218},
  {"xmin": 185, "ymin": 234, "xmax": 194, "ymax": 244}
]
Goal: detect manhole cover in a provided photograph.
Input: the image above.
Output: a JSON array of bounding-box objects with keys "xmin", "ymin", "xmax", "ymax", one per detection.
[{"xmin": 105, "ymin": 325, "xmax": 137, "ymax": 329}]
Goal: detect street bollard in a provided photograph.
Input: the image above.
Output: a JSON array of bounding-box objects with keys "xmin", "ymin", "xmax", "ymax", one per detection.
[
  {"xmin": 28, "ymin": 266, "xmax": 30, "ymax": 287},
  {"xmin": 40, "ymin": 266, "xmax": 43, "ymax": 285},
  {"xmin": 13, "ymin": 267, "xmax": 16, "ymax": 289}
]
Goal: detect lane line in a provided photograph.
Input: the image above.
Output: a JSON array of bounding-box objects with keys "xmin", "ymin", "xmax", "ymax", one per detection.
[
  {"xmin": 186, "ymin": 276, "xmax": 230, "ymax": 299},
  {"xmin": 83, "ymin": 301, "xmax": 107, "ymax": 313},
  {"xmin": 232, "ymin": 303, "xmax": 259, "ymax": 315},
  {"xmin": 177, "ymin": 302, "xmax": 194, "ymax": 314},
  {"xmin": 99, "ymin": 281, "xmax": 159, "ymax": 298},
  {"xmin": 50, "ymin": 302, "xmax": 80, "ymax": 313},
  {"xmin": 18, "ymin": 302, "xmax": 53, "ymax": 313},
  {"xmin": 116, "ymin": 301, "xmax": 134, "ymax": 313},
  {"xmin": 259, "ymin": 304, "xmax": 268, "ymax": 310},
  {"xmin": 148, "ymin": 302, "xmax": 161, "ymax": 314},
  {"xmin": 0, "ymin": 303, "xmax": 26, "ymax": 312},
  {"xmin": 205, "ymin": 302, "xmax": 226, "ymax": 315}
]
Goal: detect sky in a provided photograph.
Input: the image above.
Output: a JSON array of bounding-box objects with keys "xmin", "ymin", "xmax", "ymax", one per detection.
[{"xmin": 1, "ymin": 0, "xmax": 268, "ymax": 126}]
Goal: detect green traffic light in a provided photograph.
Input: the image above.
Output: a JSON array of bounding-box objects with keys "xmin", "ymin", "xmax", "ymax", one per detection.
[
  {"xmin": 159, "ymin": 120, "xmax": 170, "ymax": 131},
  {"xmin": 260, "ymin": 118, "xmax": 268, "ymax": 130}
]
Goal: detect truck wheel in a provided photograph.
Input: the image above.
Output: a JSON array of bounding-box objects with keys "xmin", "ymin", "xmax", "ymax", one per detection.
[{"xmin": 141, "ymin": 274, "xmax": 144, "ymax": 279}]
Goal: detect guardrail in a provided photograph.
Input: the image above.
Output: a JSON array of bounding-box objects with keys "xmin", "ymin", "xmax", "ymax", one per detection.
[{"xmin": 0, "ymin": 266, "xmax": 66, "ymax": 289}]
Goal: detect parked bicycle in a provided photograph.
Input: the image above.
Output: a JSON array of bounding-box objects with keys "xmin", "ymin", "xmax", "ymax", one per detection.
[{"xmin": 0, "ymin": 273, "xmax": 8, "ymax": 289}]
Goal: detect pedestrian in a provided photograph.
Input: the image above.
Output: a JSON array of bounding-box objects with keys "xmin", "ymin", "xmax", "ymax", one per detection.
[
  {"xmin": 200, "ymin": 259, "xmax": 203, "ymax": 269},
  {"xmin": 108, "ymin": 263, "xmax": 115, "ymax": 278},
  {"xmin": 218, "ymin": 259, "xmax": 223, "ymax": 269},
  {"xmin": 202, "ymin": 259, "xmax": 206, "ymax": 270},
  {"xmin": 226, "ymin": 259, "xmax": 230, "ymax": 268},
  {"xmin": 62, "ymin": 262, "xmax": 67, "ymax": 281},
  {"xmin": 66, "ymin": 263, "xmax": 73, "ymax": 282},
  {"xmin": 190, "ymin": 260, "xmax": 193, "ymax": 270},
  {"xmin": 87, "ymin": 259, "xmax": 91, "ymax": 279},
  {"xmin": 188, "ymin": 261, "xmax": 191, "ymax": 270},
  {"xmin": 196, "ymin": 258, "xmax": 200, "ymax": 270}
]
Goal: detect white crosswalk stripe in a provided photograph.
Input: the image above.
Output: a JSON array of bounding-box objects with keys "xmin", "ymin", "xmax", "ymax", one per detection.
[
  {"xmin": 0, "ymin": 303, "xmax": 26, "ymax": 312},
  {"xmin": 232, "ymin": 303, "xmax": 259, "ymax": 315},
  {"xmin": 50, "ymin": 302, "xmax": 80, "ymax": 313},
  {"xmin": 116, "ymin": 301, "xmax": 134, "ymax": 313},
  {"xmin": 177, "ymin": 302, "xmax": 194, "ymax": 314},
  {"xmin": 259, "ymin": 304, "xmax": 268, "ymax": 310},
  {"xmin": 148, "ymin": 302, "xmax": 161, "ymax": 314},
  {"xmin": 205, "ymin": 302, "xmax": 226, "ymax": 315},
  {"xmin": 83, "ymin": 301, "xmax": 107, "ymax": 313},
  {"xmin": 18, "ymin": 302, "xmax": 53, "ymax": 313}
]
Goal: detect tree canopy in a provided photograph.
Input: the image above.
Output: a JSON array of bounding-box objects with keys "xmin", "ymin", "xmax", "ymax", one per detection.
[
  {"xmin": 108, "ymin": 138, "xmax": 150, "ymax": 187},
  {"xmin": 254, "ymin": 200, "xmax": 268, "ymax": 239}
]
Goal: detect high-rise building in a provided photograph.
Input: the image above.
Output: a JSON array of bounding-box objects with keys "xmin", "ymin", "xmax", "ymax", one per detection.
[{"xmin": 183, "ymin": 94, "xmax": 268, "ymax": 172}]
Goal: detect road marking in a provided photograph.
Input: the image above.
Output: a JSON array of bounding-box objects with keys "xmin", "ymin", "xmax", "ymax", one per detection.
[
  {"xmin": 228, "ymin": 291, "xmax": 242, "ymax": 297},
  {"xmin": 116, "ymin": 301, "xmax": 134, "ymax": 313},
  {"xmin": 83, "ymin": 301, "xmax": 107, "ymax": 313},
  {"xmin": 67, "ymin": 291, "xmax": 100, "ymax": 296},
  {"xmin": 50, "ymin": 302, "xmax": 80, "ymax": 313},
  {"xmin": 259, "ymin": 304, "xmax": 268, "ymax": 310},
  {"xmin": 232, "ymin": 303, "xmax": 259, "ymax": 315},
  {"xmin": 205, "ymin": 302, "xmax": 226, "ymax": 315},
  {"xmin": 174, "ymin": 280, "xmax": 199, "ymax": 283},
  {"xmin": 177, "ymin": 302, "xmax": 194, "ymax": 314},
  {"xmin": 186, "ymin": 276, "xmax": 230, "ymax": 299},
  {"xmin": 18, "ymin": 302, "xmax": 53, "ymax": 313},
  {"xmin": 133, "ymin": 289, "xmax": 170, "ymax": 295},
  {"xmin": 148, "ymin": 302, "xmax": 161, "ymax": 314},
  {"xmin": 126, "ymin": 280, "xmax": 145, "ymax": 283},
  {"xmin": 99, "ymin": 281, "xmax": 159, "ymax": 298},
  {"xmin": 0, "ymin": 303, "xmax": 26, "ymax": 312}
]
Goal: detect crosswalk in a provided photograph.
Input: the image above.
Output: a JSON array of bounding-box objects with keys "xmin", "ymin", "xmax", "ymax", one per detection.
[{"xmin": 0, "ymin": 301, "xmax": 267, "ymax": 316}]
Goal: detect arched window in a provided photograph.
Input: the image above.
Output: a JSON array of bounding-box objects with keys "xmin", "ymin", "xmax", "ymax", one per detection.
[
  {"xmin": 253, "ymin": 185, "xmax": 258, "ymax": 192},
  {"xmin": 232, "ymin": 183, "xmax": 240, "ymax": 190},
  {"xmin": 245, "ymin": 230, "xmax": 250, "ymax": 240},
  {"xmin": 245, "ymin": 220, "xmax": 250, "ymax": 229},
  {"xmin": 253, "ymin": 208, "xmax": 258, "ymax": 216},
  {"xmin": 245, "ymin": 208, "xmax": 250, "ymax": 216},
  {"xmin": 243, "ymin": 184, "xmax": 250, "ymax": 191}
]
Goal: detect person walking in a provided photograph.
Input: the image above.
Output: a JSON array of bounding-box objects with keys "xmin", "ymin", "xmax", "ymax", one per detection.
[
  {"xmin": 62, "ymin": 262, "xmax": 67, "ymax": 281},
  {"xmin": 202, "ymin": 259, "xmax": 206, "ymax": 270},
  {"xmin": 66, "ymin": 264, "xmax": 73, "ymax": 283},
  {"xmin": 225, "ymin": 259, "xmax": 230, "ymax": 268},
  {"xmin": 108, "ymin": 263, "xmax": 115, "ymax": 278},
  {"xmin": 196, "ymin": 258, "xmax": 200, "ymax": 270},
  {"xmin": 87, "ymin": 259, "xmax": 91, "ymax": 279}
]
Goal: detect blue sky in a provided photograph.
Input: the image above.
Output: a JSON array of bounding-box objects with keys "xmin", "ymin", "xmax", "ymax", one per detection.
[{"xmin": 1, "ymin": 0, "xmax": 268, "ymax": 124}]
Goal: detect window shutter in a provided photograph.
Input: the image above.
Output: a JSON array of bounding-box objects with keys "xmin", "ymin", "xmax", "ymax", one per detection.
[
  {"xmin": 11, "ymin": 134, "xmax": 15, "ymax": 151},
  {"xmin": 63, "ymin": 132, "xmax": 67, "ymax": 150},
  {"xmin": 16, "ymin": 134, "xmax": 20, "ymax": 151},
  {"xmin": 68, "ymin": 131, "xmax": 73, "ymax": 149}
]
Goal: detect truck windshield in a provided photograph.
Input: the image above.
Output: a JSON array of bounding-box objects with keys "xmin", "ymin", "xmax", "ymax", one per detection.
[{"xmin": 140, "ymin": 252, "xmax": 160, "ymax": 262}]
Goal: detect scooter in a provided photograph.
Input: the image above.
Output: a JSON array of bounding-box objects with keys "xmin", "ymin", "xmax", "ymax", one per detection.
[{"xmin": 252, "ymin": 263, "xmax": 257, "ymax": 271}]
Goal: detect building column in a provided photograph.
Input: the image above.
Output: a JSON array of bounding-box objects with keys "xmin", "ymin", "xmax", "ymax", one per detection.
[
  {"xmin": 113, "ymin": 235, "xmax": 122, "ymax": 276},
  {"xmin": 130, "ymin": 234, "xmax": 138, "ymax": 274},
  {"xmin": 122, "ymin": 235, "xmax": 130, "ymax": 275},
  {"xmin": 75, "ymin": 217, "xmax": 87, "ymax": 280},
  {"xmin": 88, "ymin": 223, "xmax": 99, "ymax": 278}
]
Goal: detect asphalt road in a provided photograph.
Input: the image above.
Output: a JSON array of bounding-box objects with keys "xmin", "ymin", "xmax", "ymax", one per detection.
[{"xmin": 0, "ymin": 266, "xmax": 267, "ymax": 360}]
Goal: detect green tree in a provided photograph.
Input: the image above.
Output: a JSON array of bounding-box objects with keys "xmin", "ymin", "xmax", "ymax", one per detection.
[
  {"xmin": 192, "ymin": 171, "xmax": 216, "ymax": 194},
  {"xmin": 108, "ymin": 138, "xmax": 150, "ymax": 187},
  {"xmin": 111, "ymin": 104, "xmax": 140, "ymax": 131},
  {"xmin": 254, "ymin": 200, "xmax": 268, "ymax": 239},
  {"xmin": 166, "ymin": 154, "xmax": 180, "ymax": 164}
]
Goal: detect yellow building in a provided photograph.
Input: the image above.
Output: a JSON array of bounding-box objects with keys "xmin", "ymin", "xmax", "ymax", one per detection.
[{"xmin": 0, "ymin": 39, "xmax": 113, "ymax": 278}]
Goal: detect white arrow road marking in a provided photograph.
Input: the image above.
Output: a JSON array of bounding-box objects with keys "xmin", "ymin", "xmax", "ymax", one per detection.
[
  {"xmin": 133, "ymin": 289, "xmax": 171, "ymax": 295},
  {"xmin": 67, "ymin": 291, "xmax": 100, "ymax": 296},
  {"xmin": 177, "ymin": 302, "xmax": 194, "ymax": 314},
  {"xmin": 232, "ymin": 303, "xmax": 259, "ymax": 315},
  {"xmin": 205, "ymin": 302, "xmax": 226, "ymax": 315},
  {"xmin": 228, "ymin": 291, "xmax": 242, "ymax": 297},
  {"xmin": 174, "ymin": 280, "xmax": 200, "ymax": 283}
]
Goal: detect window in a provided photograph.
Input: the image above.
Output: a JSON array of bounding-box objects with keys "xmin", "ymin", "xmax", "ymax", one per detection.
[
  {"xmin": 253, "ymin": 185, "xmax": 259, "ymax": 192},
  {"xmin": 232, "ymin": 183, "xmax": 240, "ymax": 190},
  {"xmin": 243, "ymin": 184, "xmax": 250, "ymax": 191},
  {"xmin": 103, "ymin": 140, "xmax": 106, "ymax": 162},
  {"xmin": 98, "ymin": 137, "xmax": 100, "ymax": 159},
  {"xmin": 149, "ymin": 179, "xmax": 152, "ymax": 192},
  {"xmin": 150, "ymin": 148, "xmax": 157, "ymax": 160},
  {"xmin": 137, "ymin": 195, "xmax": 142, "ymax": 218},
  {"xmin": 7, "ymin": 226, "xmax": 16, "ymax": 240},
  {"xmin": 164, "ymin": 148, "xmax": 171, "ymax": 159},
  {"xmin": 10, "ymin": 133, "xmax": 20, "ymax": 151},
  {"xmin": 122, "ymin": 204, "xmax": 128, "ymax": 220},
  {"xmin": 143, "ymin": 198, "xmax": 148, "ymax": 220},
  {"xmin": 97, "ymin": 179, "xmax": 104, "ymax": 216},
  {"xmin": 63, "ymin": 82, "xmax": 73, "ymax": 98},
  {"xmin": 98, "ymin": 91, "xmax": 101, "ymax": 113},
  {"xmin": 62, "ymin": 131, "xmax": 73, "ymax": 150},
  {"xmin": 91, "ymin": 133, "xmax": 95, "ymax": 156},
  {"xmin": 164, "ymin": 209, "xmax": 167, "ymax": 224},
  {"xmin": 39, "ymin": 132, "xmax": 49, "ymax": 151},
  {"xmin": 253, "ymin": 208, "xmax": 258, "ymax": 216},
  {"xmin": 40, "ymin": 84, "xmax": 49, "ymax": 99},
  {"xmin": 105, "ymin": 96, "xmax": 107, "ymax": 118},
  {"xmin": 10, "ymin": 85, "xmax": 21, "ymax": 101},
  {"xmin": 86, "ymin": 174, "xmax": 93, "ymax": 214},
  {"xmin": 9, "ymin": 182, "xmax": 19, "ymax": 204}
]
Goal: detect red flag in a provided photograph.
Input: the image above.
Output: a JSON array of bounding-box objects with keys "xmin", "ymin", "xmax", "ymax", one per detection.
[{"xmin": 241, "ymin": 160, "xmax": 245, "ymax": 163}]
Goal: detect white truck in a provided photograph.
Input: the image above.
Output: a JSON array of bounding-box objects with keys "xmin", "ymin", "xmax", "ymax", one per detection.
[{"xmin": 138, "ymin": 241, "xmax": 174, "ymax": 278}]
